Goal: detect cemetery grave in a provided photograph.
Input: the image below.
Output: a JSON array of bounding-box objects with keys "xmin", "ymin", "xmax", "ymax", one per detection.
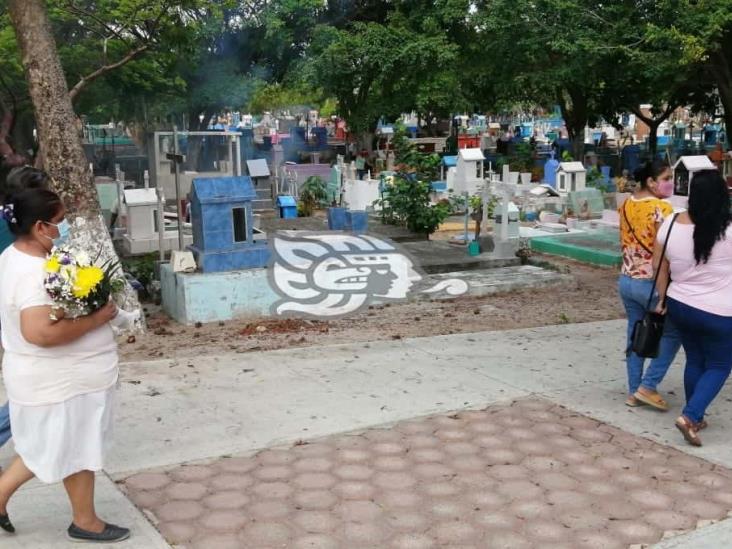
[{"xmin": 530, "ymin": 229, "xmax": 622, "ymax": 267}]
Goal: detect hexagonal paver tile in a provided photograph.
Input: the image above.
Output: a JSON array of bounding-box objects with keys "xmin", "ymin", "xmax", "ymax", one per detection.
[
  {"xmin": 202, "ymin": 491, "xmax": 250, "ymax": 510},
  {"xmin": 155, "ymin": 500, "xmax": 205, "ymax": 522},
  {"xmin": 166, "ymin": 481, "xmax": 208, "ymax": 500},
  {"xmin": 125, "ymin": 472, "xmax": 170, "ymax": 491},
  {"xmin": 123, "ymin": 397, "xmax": 732, "ymax": 549},
  {"xmin": 170, "ymin": 465, "xmax": 215, "ymax": 482}
]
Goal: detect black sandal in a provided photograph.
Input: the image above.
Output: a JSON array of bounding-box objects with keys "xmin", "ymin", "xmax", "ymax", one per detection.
[
  {"xmin": 0, "ymin": 513, "xmax": 15, "ymax": 533},
  {"xmin": 67, "ymin": 522, "xmax": 130, "ymax": 543}
]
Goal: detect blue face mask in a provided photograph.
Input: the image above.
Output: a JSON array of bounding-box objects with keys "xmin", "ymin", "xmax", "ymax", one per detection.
[{"xmin": 44, "ymin": 218, "xmax": 71, "ymax": 248}]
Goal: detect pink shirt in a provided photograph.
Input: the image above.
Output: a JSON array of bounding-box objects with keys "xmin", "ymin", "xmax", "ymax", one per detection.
[{"xmin": 658, "ymin": 217, "xmax": 732, "ymax": 316}]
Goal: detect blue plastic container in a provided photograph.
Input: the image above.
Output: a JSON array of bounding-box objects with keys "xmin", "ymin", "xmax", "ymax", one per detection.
[
  {"xmin": 327, "ymin": 207, "xmax": 348, "ymax": 230},
  {"xmin": 346, "ymin": 210, "xmax": 368, "ymax": 234},
  {"xmin": 276, "ymin": 195, "xmax": 298, "ymax": 219},
  {"xmin": 543, "ymin": 156, "xmax": 560, "ymax": 187}
]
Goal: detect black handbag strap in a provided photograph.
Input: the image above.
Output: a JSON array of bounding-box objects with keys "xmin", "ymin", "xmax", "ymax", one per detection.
[
  {"xmin": 646, "ymin": 212, "xmax": 679, "ymax": 310},
  {"xmin": 622, "ymin": 201, "xmax": 653, "ymax": 255}
]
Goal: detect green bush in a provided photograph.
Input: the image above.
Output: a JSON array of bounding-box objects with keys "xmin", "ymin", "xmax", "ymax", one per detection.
[
  {"xmin": 375, "ymin": 175, "xmax": 451, "ymax": 234},
  {"xmin": 509, "ymin": 142, "xmax": 534, "ymax": 172},
  {"xmin": 298, "ymin": 176, "xmax": 328, "ymax": 217}
]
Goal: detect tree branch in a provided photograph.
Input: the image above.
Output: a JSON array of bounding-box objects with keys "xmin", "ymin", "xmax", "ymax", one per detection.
[
  {"xmin": 630, "ymin": 103, "xmax": 677, "ymax": 127},
  {"xmin": 69, "ymin": 43, "xmax": 149, "ymax": 102},
  {"xmin": 62, "ymin": 1, "xmax": 134, "ymax": 48}
]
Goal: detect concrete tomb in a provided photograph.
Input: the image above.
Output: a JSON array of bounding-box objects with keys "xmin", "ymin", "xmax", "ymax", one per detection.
[
  {"xmin": 447, "ymin": 148, "xmax": 486, "ymax": 195},
  {"xmin": 671, "ymin": 156, "xmax": 716, "ymax": 209},
  {"xmin": 556, "ymin": 162, "xmax": 587, "ymax": 194},
  {"xmin": 188, "ymin": 176, "xmax": 269, "ymax": 273},
  {"xmin": 121, "ymin": 188, "xmax": 192, "ymax": 255}
]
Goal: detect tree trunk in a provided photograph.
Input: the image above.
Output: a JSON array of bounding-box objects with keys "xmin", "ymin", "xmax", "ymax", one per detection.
[
  {"xmin": 359, "ymin": 131, "xmax": 374, "ymax": 155},
  {"xmin": 630, "ymin": 105, "xmax": 675, "ymax": 158},
  {"xmin": 711, "ymin": 49, "xmax": 732, "ymax": 150},
  {"xmin": 558, "ymin": 88, "xmax": 587, "ymax": 161},
  {"xmin": 8, "ymin": 0, "xmax": 143, "ymax": 330},
  {"xmin": 720, "ymin": 87, "xmax": 732, "ymax": 151},
  {"xmin": 647, "ymin": 122, "xmax": 660, "ymax": 158},
  {"xmin": 568, "ymin": 132, "xmax": 584, "ymax": 162}
]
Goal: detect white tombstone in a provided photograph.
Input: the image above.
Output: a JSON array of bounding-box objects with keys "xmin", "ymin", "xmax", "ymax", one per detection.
[
  {"xmin": 122, "ymin": 187, "xmax": 193, "ymax": 255},
  {"xmin": 449, "ymin": 148, "xmax": 485, "ymax": 195},
  {"xmin": 343, "ymin": 178, "xmax": 380, "ymax": 211},
  {"xmin": 490, "ymin": 181, "xmax": 520, "ymax": 259},
  {"xmin": 671, "ymin": 155, "xmax": 717, "ymax": 209},
  {"xmin": 556, "ymin": 162, "xmax": 586, "ymax": 194},
  {"xmin": 124, "ymin": 188, "xmax": 159, "ymax": 240}
]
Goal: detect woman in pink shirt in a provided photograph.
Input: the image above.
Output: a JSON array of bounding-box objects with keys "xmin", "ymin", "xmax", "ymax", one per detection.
[{"xmin": 655, "ymin": 170, "xmax": 732, "ymax": 446}]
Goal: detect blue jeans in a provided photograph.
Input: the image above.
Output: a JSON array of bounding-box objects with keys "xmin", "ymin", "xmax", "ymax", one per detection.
[
  {"xmin": 618, "ymin": 275, "xmax": 681, "ymax": 394},
  {"xmin": 0, "ymin": 402, "xmax": 10, "ymax": 447},
  {"xmin": 667, "ymin": 298, "xmax": 732, "ymax": 423}
]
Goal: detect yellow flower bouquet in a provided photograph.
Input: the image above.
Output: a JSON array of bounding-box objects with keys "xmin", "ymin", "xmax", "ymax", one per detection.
[{"xmin": 44, "ymin": 245, "xmax": 125, "ymax": 319}]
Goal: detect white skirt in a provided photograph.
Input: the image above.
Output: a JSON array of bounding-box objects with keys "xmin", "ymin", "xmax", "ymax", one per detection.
[{"xmin": 9, "ymin": 386, "xmax": 115, "ymax": 484}]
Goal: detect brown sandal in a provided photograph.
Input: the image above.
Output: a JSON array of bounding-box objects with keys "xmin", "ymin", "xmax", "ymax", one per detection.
[
  {"xmin": 625, "ymin": 395, "xmax": 646, "ymax": 407},
  {"xmin": 675, "ymin": 415, "xmax": 702, "ymax": 447},
  {"xmin": 633, "ymin": 389, "xmax": 669, "ymax": 411}
]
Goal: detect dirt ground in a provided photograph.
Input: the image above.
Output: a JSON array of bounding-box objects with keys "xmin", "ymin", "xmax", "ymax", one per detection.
[{"xmin": 118, "ymin": 254, "xmax": 624, "ymax": 362}]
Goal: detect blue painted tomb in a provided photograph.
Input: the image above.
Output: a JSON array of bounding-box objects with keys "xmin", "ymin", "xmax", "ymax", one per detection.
[{"xmin": 189, "ymin": 176, "xmax": 270, "ymax": 273}]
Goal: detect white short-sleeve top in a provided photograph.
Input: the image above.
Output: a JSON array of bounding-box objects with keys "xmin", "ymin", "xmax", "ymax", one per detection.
[{"xmin": 0, "ymin": 245, "xmax": 118, "ymax": 406}]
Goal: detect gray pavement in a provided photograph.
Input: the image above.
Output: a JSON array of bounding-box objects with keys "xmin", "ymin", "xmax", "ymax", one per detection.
[{"xmin": 1, "ymin": 319, "xmax": 732, "ymax": 547}]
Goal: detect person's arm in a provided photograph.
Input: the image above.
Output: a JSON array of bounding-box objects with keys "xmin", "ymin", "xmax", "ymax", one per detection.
[
  {"xmin": 652, "ymin": 238, "xmax": 671, "ymax": 313},
  {"xmin": 20, "ymin": 301, "xmax": 117, "ymax": 348}
]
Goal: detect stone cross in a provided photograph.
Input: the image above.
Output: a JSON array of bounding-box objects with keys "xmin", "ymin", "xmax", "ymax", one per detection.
[{"xmin": 492, "ymin": 181, "xmax": 518, "ymax": 242}]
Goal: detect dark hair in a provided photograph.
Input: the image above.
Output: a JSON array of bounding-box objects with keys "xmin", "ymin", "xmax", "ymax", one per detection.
[
  {"xmin": 688, "ymin": 170, "xmax": 731, "ymax": 264},
  {"xmin": 4, "ymin": 188, "xmax": 63, "ymax": 237},
  {"xmin": 633, "ymin": 160, "xmax": 669, "ymax": 189},
  {"xmin": 2, "ymin": 166, "xmax": 51, "ymax": 202}
]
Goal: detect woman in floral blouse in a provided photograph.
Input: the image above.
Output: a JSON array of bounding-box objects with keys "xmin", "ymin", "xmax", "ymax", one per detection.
[{"xmin": 618, "ymin": 160, "xmax": 681, "ymax": 410}]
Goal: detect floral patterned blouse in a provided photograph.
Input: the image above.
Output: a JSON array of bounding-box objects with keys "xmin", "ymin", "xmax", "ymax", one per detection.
[{"xmin": 619, "ymin": 197, "xmax": 673, "ymax": 279}]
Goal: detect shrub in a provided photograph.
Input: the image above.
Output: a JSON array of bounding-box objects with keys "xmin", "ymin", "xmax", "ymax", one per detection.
[
  {"xmin": 375, "ymin": 174, "xmax": 450, "ymax": 234},
  {"xmin": 298, "ymin": 176, "xmax": 328, "ymax": 217}
]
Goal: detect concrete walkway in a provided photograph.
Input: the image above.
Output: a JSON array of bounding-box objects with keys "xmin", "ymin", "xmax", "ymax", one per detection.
[{"xmin": 1, "ymin": 319, "xmax": 732, "ymax": 547}]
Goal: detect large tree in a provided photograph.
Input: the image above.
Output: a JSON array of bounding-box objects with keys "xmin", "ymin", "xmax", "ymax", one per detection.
[
  {"xmin": 476, "ymin": 0, "xmax": 620, "ymax": 160},
  {"xmin": 671, "ymin": 0, "xmax": 732, "ymax": 149},
  {"xmin": 7, "ymin": 0, "xmax": 148, "ymax": 320},
  {"xmin": 0, "ymin": 0, "xmax": 206, "ymax": 166},
  {"xmin": 591, "ymin": 0, "xmax": 720, "ymax": 155},
  {"xmin": 307, "ymin": 17, "xmax": 459, "ymax": 149}
]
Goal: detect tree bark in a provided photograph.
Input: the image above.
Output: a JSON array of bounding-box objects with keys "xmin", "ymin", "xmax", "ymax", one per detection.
[
  {"xmin": 8, "ymin": 0, "xmax": 143, "ymax": 330},
  {"xmin": 558, "ymin": 88, "xmax": 587, "ymax": 161}
]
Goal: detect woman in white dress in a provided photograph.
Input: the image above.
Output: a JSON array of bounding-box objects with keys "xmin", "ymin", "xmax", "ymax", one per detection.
[{"xmin": 0, "ymin": 188, "xmax": 129, "ymax": 543}]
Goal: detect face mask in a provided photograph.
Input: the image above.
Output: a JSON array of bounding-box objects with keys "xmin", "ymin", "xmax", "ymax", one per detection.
[
  {"xmin": 656, "ymin": 178, "xmax": 674, "ymax": 198},
  {"xmin": 43, "ymin": 218, "xmax": 71, "ymax": 248}
]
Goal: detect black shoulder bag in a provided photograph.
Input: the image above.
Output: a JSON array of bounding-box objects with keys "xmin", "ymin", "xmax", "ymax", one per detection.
[{"xmin": 630, "ymin": 213, "xmax": 678, "ymax": 358}]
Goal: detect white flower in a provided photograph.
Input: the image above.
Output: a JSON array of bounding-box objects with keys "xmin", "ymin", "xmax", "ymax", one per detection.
[{"xmin": 76, "ymin": 251, "xmax": 91, "ymax": 266}]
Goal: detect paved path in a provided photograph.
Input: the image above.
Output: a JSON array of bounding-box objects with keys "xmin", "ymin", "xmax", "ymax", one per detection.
[
  {"xmin": 2, "ymin": 320, "xmax": 732, "ymax": 547},
  {"xmin": 122, "ymin": 397, "xmax": 732, "ymax": 548}
]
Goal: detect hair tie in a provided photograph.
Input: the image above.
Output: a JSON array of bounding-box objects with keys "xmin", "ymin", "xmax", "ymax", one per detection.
[{"xmin": 1, "ymin": 204, "xmax": 17, "ymax": 225}]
